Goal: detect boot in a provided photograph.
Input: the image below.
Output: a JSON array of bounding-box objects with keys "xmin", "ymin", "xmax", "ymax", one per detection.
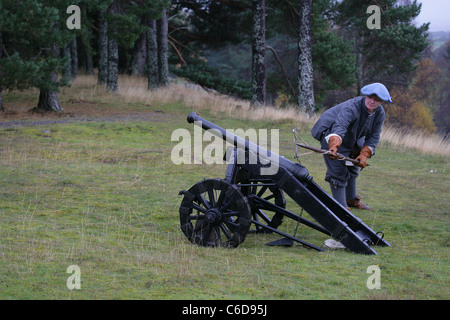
[{"xmin": 346, "ymin": 195, "xmax": 371, "ymax": 210}]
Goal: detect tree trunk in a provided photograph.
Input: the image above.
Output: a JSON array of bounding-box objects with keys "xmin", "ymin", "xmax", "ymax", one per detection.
[
  {"xmin": 71, "ymin": 37, "xmax": 78, "ymax": 80},
  {"xmin": 147, "ymin": 19, "xmax": 159, "ymax": 89},
  {"xmin": 132, "ymin": 32, "xmax": 147, "ymax": 75},
  {"xmin": 297, "ymin": 0, "xmax": 315, "ymax": 113},
  {"xmin": 62, "ymin": 44, "xmax": 72, "ymax": 84},
  {"xmin": 107, "ymin": 36, "xmax": 119, "ymax": 93},
  {"xmin": 85, "ymin": 47, "xmax": 94, "ymax": 75},
  {"xmin": 81, "ymin": 5, "xmax": 94, "ymax": 75},
  {"xmin": 106, "ymin": 2, "xmax": 119, "ymax": 93},
  {"xmin": 35, "ymin": 43, "xmax": 63, "ymax": 113},
  {"xmin": 251, "ymin": 0, "xmax": 266, "ymax": 107},
  {"xmin": 355, "ymin": 37, "xmax": 365, "ymax": 96},
  {"xmin": 0, "ymin": 31, "xmax": 3, "ymax": 112},
  {"xmin": 157, "ymin": 10, "xmax": 169, "ymax": 87},
  {"xmin": 36, "ymin": 87, "xmax": 62, "ymax": 112},
  {"xmin": 98, "ymin": 10, "xmax": 108, "ymax": 85}
]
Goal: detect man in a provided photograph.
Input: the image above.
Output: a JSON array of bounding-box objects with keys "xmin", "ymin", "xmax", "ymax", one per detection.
[{"xmin": 311, "ymin": 83, "xmax": 392, "ymax": 210}]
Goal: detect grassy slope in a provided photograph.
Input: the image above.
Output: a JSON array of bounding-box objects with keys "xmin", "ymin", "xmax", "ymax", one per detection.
[{"xmin": 0, "ymin": 77, "xmax": 448, "ymax": 300}]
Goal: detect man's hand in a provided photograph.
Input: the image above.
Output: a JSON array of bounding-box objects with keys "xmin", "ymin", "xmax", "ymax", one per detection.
[
  {"xmin": 356, "ymin": 146, "xmax": 372, "ymax": 168},
  {"xmin": 327, "ymin": 136, "xmax": 341, "ymax": 159}
]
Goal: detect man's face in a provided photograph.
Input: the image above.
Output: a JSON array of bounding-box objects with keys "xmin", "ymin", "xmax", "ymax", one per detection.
[{"xmin": 365, "ymin": 94, "xmax": 383, "ymax": 112}]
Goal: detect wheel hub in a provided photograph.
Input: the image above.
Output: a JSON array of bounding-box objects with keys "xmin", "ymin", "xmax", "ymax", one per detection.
[{"xmin": 205, "ymin": 208, "xmax": 222, "ymax": 224}]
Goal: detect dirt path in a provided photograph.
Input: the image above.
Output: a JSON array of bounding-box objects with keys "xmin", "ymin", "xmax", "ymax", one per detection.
[{"xmin": 0, "ymin": 107, "xmax": 168, "ymax": 128}]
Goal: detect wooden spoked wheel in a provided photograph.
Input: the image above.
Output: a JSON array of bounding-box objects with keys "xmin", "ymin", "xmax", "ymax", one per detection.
[
  {"xmin": 235, "ymin": 170, "xmax": 286, "ymax": 232},
  {"xmin": 179, "ymin": 179, "xmax": 252, "ymax": 248}
]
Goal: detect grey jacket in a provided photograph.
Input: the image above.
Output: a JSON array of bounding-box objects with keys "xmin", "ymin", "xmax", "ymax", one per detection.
[{"xmin": 311, "ymin": 96, "xmax": 385, "ymax": 156}]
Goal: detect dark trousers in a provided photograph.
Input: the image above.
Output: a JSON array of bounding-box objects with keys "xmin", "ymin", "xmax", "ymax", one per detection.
[{"xmin": 320, "ymin": 138, "xmax": 360, "ymax": 206}]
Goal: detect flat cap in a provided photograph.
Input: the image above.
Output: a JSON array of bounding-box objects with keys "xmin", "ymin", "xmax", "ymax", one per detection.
[{"xmin": 361, "ymin": 83, "xmax": 393, "ymax": 103}]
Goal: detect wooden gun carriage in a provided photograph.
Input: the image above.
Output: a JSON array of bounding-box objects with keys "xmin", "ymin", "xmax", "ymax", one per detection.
[{"xmin": 179, "ymin": 113, "xmax": 390, "ymax": 255}]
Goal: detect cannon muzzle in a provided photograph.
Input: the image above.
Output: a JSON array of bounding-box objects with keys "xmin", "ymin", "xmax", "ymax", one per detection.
[{"xmin": 187, "ymin": 112, "xmax": 199, "ymax": 124}]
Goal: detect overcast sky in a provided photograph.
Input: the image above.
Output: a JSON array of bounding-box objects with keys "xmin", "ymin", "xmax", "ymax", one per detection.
[{"xmin": 415, "ymin": 0, "xmax": 450, "ymax": 32}]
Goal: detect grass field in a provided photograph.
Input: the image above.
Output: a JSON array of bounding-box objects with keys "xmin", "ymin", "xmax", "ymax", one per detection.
[{"xmin": 0, "ymin": 75, "xmax": 448, "ymax": 300}]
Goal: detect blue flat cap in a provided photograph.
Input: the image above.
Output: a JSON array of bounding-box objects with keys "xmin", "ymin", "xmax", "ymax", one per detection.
[{"xmin": 361, "ymin": 83, "xmax": 393, "ymax": 103}]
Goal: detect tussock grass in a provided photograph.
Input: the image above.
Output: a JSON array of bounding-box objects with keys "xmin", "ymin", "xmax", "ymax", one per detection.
[
  {"xmin": 68, "ymin": 75, "xmax": 316, "ymax": 124},
  {"xmin": 380, "ymin": 126, "xmax": 450, "ymax": 156}
]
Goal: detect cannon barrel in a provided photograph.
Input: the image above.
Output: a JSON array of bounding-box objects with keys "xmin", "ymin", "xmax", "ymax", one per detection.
[{"xmin": 187, "ymin": 112, "xmax": 311, "ymax": 182}]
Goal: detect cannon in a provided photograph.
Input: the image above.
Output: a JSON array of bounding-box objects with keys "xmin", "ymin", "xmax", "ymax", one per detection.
[{"xmin": 178, "ymin": 112, "xmax": 391, "ymax": 255}]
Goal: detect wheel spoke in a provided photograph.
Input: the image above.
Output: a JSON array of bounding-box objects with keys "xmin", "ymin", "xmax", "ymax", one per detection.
[
  {"xmin": 216, "ymin": 189, "xmax": 226, "ymax": 207},
  {"xmin": 190, "ymin": 202, "xmax": 207, "ymax": 213},
  {"xmin": 207, "ymin": 188, "xmax": 215, "ymax": 207},
  {"xmin": 256, "ymin": 185, "xmax": 268, "ymax": 197},
  {"xmin": 221, "ymin": 210, "xmax": 239, "ymax": 217},
  {"xmin": 197, "ymin": 194, "xmax": 210, "ymax": 209},
  {"xmin": 255, "ymin": 210, "xmax": 271, "ymax": 224},
  {"xmin": 188, "ymin": 214, "xmax": 206, "ymax": 221},
  {"xmin": 220, "ymin": 223, "xmax": 233, "ymax": 240},
  {"xmin": 222, "ymin": 218, "xmax": 240, "ymax": 233}
]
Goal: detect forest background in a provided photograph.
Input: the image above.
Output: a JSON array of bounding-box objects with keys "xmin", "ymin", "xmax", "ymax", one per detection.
[{"xmin": 0, "ymin": 0, "xmax": 449, "ymax": 135}]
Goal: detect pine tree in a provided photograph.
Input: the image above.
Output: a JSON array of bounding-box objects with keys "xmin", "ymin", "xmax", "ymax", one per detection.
[
  {"xmin": 61, "ymin": 44, "xmax": 72, "ymax": 85},
  {"xmin": 147, "ymin": 19, "xmax": 159, "ymax": 89},
  {"xmin": 335, "ymin": 0, "xmax": 429, "ymax": 92},
  {"xmin": 157, "ymin": 9, "xmax": 169, "ymax": 87},
  {"xmin": 0, "ymin": 0, "xmax": 80, "ymax": 112},
  {"xmin": 106, "ymin": 1, "xmax": 119, "ymax": 93},
  {"xmin": 35, "ymin": 41, "xmax": 63, "ymax": 112},
  {"xmin": 97, "ymin": 0, "xmax": 169, "ymax": 92},
  {"xmin": 262, "ymin": 0, "xmax": 355, "ymax": 107},
  {"xmin": 70, "ymin": 37, "xmax": 78, "ymax": 80},
  {"xmin": 80, "ymin": 4, "xmax": 94, "ymax": 75},
  {"xmin": 297, "ymin": 0, "xmax": 315, "ymax": 113},
  {"xmin": 0, "ymin": 31, "xmax": 3, "ymax": 112},
  {"xmin": 98, "ymin": 9, "xmax": 109, "ymax": 85},
  {"xmin": 251, "ymin": 0, "xmax": 266, "ymax": 107},
  {"xmin": 131, "ymin": 30, "xmax": 147, "ymax": 76}
]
